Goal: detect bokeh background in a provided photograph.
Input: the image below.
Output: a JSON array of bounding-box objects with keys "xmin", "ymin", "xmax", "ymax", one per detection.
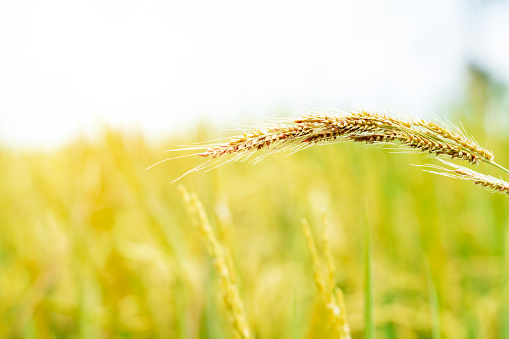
[{"xmin": 1, "ymin": 0, "xmax": 509, "ymax": 338}]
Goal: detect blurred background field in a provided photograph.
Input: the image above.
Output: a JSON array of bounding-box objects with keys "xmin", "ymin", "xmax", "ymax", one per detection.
[
  {"xmin": 1, "ymin": 70, "xmax": 509, "ymax": 338},
  {"xmin": 2, "ymin": 1, "xmax": 509, "ymax": 338}
]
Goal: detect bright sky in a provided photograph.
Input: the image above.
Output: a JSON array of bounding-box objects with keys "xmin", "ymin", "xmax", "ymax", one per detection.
[{"xmin": 0, "ymin": 0, "xmax": 508, "ymax": 148}]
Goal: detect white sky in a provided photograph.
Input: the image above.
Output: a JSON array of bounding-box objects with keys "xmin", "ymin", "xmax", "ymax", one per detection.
[{"xmin": 0, "ymin": 0, "xmax": 508, "ymax": 148}]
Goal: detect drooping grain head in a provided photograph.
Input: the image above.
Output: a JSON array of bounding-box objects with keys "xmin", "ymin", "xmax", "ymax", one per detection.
[
  {"xmin": 424, "ymin": 160, "xmax": 509, "ymax": 195},
  {"xmin": 195, "ymin": 111, "xmax": 494, "ymax": 166}
]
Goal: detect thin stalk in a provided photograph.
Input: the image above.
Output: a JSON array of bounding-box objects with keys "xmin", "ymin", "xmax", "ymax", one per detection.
[
  {"xmin": 363, "ymin": 201, "xmax": 374, "ymax": 339},
  {"xmin": 487, "ymin": 160, "xmax": 509, "ymax": 177},
  {"xmin": 426, "ymin": 260, "xmax": 441, "ymax": 339}
]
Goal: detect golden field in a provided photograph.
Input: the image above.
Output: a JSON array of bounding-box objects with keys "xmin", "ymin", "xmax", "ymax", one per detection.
[{"xmin": 2, "ymin": 90, "xmax": 509, "ymax": 337}]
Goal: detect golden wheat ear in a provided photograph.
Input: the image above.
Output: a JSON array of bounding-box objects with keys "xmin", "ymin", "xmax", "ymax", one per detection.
[
  {"xmin": 199, "ymin": 112, "xmax": 496, "ymax": 162},
  {"xmin": 420, "ymin": 159, "xmax": 509, "ymax": 195},
  {"xmin": 158, "ymin": 110, "xmax": 508, "ymax": 183}
]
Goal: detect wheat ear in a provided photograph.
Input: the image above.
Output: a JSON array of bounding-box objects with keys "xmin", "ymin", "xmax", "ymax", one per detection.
[
  {"xmin": 199, "ymin": 112, "xmax": 494, "ymax": 163},
  {"xmin": 179, "ymin": 185, "xmax": 251, "ymax": 339},
  {"xmin": 423, "ymin": 159, "xmax": 509, "ymax": 196},
  {"xmin": 160, "ymin": 111, "xmax": 509, "ymax": 182}
]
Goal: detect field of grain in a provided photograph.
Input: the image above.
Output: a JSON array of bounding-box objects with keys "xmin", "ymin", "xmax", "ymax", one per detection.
[{"xmin": 2, "ymin": 91, "xmax": 509, "ymax": 337}]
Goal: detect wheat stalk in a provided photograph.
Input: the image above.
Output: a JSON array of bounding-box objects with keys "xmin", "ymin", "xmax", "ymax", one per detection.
[
  {"xmin": 178, "ymin": 185, "xmax": 251, "ymax": 339},
  {"xmin": 302, "ymin": 217, "xmax": 351, "ymax": 339}
]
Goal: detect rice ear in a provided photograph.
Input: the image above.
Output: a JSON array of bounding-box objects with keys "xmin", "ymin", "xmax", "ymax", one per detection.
[
  {"xmin": 161, "ymin": 110, "xmax": 501, "ymax": 181},
  {"xmin": 421, "ymin": 159, "xmax": 509, "ymax": 196}
]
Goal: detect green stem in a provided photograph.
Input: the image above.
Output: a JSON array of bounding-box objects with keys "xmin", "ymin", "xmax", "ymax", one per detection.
[
  {"xmin": 363, "ymin": 201, "xmax": 374, "ymax": 339},
  {"xmin": 487, "ymin": 161, "xmax": 509, "ymax": 177},
  {"xmin": 425, "ymin": 259, "xmax": 441, "ymax": 339}
]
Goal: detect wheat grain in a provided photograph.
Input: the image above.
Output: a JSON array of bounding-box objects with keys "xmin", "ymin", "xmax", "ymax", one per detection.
[
  {"xmin": 162, "ymin": 110, "xmax": 503, "ymax": 182},
  {"xmin": 199, "ymin": 112, "xmax": 493, "ymax": 164},
  {"xmin": 423, "ymin": 159, "xmax": 509, "ymax": 195}
]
